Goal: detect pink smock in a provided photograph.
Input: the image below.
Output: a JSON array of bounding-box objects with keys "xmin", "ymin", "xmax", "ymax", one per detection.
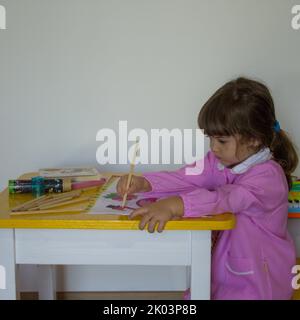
[{"xmin": 142, "ymin": 150, "xmax": 296, "ymax": 300}]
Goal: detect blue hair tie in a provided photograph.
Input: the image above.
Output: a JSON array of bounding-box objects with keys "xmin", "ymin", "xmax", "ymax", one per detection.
[{"xmin": 274, "ymin": 120, "xmax": 281, "ymax": 133}]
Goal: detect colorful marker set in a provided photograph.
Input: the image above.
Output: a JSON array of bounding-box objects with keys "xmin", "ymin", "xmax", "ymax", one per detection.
[
  {"xmin": 288, "ymin": 180, "xmax": 300, "ymax": 212},
  {"xmin": 9, "ymin": 177, "xmax": 72, "ymax": 196},
  {"xmin": 9, "ymin": 177, "xmax": 107, "ymax": 197}
]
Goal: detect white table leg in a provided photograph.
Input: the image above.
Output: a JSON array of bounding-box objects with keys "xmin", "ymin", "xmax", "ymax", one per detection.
[
  {"xmin": 0, "ymin": 229, "xmax": 17, "ymax": 300},
  {"xmin": 186, "ymin": 266, "xmax": 191, "ymax": 288},
  {"xmin": 16, "ymin": 265, "xmax": 21, "ymax": 300},
  {"xmin": 37, "ymin": 265, "xmax": 56, "ymax": 300},
  {"xmin": 190, "ymin": 230, "xmax": 211, "ymax": 300},
  {"xmin": 288, "ymin": 219, "xmax": 300, "ymax": 257}
]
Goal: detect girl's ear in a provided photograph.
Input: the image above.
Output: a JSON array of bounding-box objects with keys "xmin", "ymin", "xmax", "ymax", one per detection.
[{"xmin": 249, "ymin": 138, "xmax": 261, "ymax": 148}]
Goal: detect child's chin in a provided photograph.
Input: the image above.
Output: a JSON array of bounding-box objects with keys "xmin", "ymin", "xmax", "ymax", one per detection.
[
  {"xmin": 220, "ymin": 161, "xmax": 232, "ymax": 167},
  {"xmin": 217, "ymin": 158, "xmax": 233, "ymax": 167}
]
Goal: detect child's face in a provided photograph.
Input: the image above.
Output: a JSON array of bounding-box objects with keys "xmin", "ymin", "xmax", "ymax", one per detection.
[{"xmin": 209, "ymin": 135, "xmax": 257, "ymax": 167}]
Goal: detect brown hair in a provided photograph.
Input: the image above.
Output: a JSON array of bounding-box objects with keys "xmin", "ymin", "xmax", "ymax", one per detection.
[{"xmin": 198, "ymin": 77, "xmax": 298, "ymax": 189}]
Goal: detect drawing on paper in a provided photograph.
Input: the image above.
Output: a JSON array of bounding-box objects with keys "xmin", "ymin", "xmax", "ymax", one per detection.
[
  {"xmin": 104, "ymin": 192, "xmax": 137, "ymax": 201},
  {"xmin": 88, "ymin": 178, "xmax": 159, "ymax": 215}
]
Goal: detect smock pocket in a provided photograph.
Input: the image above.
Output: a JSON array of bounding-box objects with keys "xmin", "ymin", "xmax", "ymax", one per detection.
[
  {"xmin": 223, "ymin": 255, "xmax": 256, "ymax": 299},
  {"xmin": 225, "ymin": 256, "xmax": 254, "ymax": 276}
]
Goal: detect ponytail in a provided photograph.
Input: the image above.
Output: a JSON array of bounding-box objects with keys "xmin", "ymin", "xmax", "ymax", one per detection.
[{"xmin": 270, "ymin": 129, "xmax": 298, "ymax": 189}]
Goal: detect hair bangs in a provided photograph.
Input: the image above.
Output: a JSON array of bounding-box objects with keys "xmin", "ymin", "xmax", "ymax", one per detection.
[{"xmin": 198, "ymin": 96, "xmax": 240, "ymax": 137}]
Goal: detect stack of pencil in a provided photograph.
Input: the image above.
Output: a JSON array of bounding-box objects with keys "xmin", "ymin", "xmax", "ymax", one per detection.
[{"xmin": 10, "ymin": 189, "xmax": 91, "ymax": 215}]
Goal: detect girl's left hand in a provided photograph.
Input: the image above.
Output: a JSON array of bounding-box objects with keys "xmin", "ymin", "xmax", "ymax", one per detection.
[{"xmin": 129, "ymin": 196, "xmax": 184, "ymax": 233}]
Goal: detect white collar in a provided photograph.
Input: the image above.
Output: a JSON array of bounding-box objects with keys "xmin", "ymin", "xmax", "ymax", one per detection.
[{"xmin": 217, "ymin": 147, "xmax": 272, "ymax": 174}]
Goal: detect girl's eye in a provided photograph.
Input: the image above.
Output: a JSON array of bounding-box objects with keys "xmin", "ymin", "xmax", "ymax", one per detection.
[{"xmin": 218, "ymin": 140, "xmax": 227, "ymax": 144}]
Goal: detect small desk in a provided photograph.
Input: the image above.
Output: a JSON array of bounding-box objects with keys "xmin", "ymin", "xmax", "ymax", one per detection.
[{"xmin": 0, "ymin": 173, "xmax": 235, "ymax": 300}]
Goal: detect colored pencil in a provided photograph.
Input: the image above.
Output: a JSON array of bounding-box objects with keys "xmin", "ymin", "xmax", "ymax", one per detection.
[
  {"xmin": 11, "ymin": 190, "xmax": 82, "ymax": 212},
  {"xmin": 38, "ymin": 196, "xmax": 91, "ymax": 210},
  {"xmin": 121, "ymin": 138, "xmax": 139, "ymax": 208},
  {"xmin": 10, "ymin": 208, "xmax": 84, "ymax": 216}
]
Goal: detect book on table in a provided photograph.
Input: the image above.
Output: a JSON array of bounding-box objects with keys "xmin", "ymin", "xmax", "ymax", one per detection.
[{"xmin": 38, "ymin": 167, "xmax": 102, "ymax": 182}]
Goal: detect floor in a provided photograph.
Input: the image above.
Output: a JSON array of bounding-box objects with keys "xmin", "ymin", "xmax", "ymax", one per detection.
[
  {"xmin": 293, "ymin": 286, "xmax": 300, "ymax": 300},
  {"xmin": 20, "ymin": 291, "xmax": 185, "ymax": 300},
  {"xmin": 20, "ymin": 289, "xmax": 300, "ymax": 300},
  {"xmin": 20, "ymin": 259, "xmax": 300, "ymax": 300}
]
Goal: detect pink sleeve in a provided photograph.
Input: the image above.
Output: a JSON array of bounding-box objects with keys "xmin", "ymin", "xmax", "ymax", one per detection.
[
  {"xmin": 142, "ymin": 152, "xmax": 216, "ymax": 194},
  {"xmin": 181, "ymin": 165, "xmax": 287, "ymax": 217}
]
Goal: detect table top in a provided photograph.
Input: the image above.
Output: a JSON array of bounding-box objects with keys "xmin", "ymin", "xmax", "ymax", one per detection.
[{"xmin": 0, "ymin": 172, "xmax": 236, "ymax": 231}]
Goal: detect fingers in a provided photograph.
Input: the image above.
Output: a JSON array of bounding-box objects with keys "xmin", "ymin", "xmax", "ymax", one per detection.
[
  {"xmin": 117, "ymin": 175, "xmax": 139, "ymax": 196},
  {"xmin": 129, "ymin": 207, "xmax": 148, "ymax": 219},
  {"xmin": 146, "ymin": 218, "xmax": 160, "ymax": 233},
  {"xmin": 139, "ymin": 215, "xmax": 152, "ymax": 231},
  {"xmin": 116, "ymin": 177, "xmax": 125, "ymax": 196},
  {"xmin": 129, "ymin": 207, "xmax": 151, "ymax": 231},
  {"xmin": 129, "ymin": 208, "xmax": 167, "ymax": 233},
  {"xmin": 129, "ymin": 207, "xmax": 154, "ymax": 231},
  {"xmin": 117, "ymin": 175, "xmax": 130, "ymax": 196},
  {"xmin": 126, "ymin": 181, "xmax": 136, "ymax": 195},
  {"xmin": 157, "ymin": 220, "xmax": 167, "ymax": 233}
]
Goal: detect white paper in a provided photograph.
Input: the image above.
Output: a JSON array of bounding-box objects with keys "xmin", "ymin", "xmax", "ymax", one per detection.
[{"xmin": 88, "ymin": 178, "xmax": 159, "ymax": 215}]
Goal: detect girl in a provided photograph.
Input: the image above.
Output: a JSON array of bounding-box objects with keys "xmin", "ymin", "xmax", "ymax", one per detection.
[{"xmin": 117, "ymin": 77, "xmax": 298, "ymax": 300}]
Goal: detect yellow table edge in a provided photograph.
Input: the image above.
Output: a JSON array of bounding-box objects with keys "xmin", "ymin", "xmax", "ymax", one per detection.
[
  {"xmin": 0, "ymin": 214, "xmax": 235, "ymax": 230},
  {"xmin": 0, "ymin": 172, "xmax": 236, "ymax": 231}
]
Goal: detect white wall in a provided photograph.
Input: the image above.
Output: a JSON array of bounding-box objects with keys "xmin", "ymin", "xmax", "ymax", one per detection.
[{"xmin": 1, "ymin": 0, "xmax": 300, "ymax": 293}]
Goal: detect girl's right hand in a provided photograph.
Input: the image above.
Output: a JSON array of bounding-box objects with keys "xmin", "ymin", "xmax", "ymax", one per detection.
[{"xmin": 116, "ymin": 175, "xmax": 152, "ymax": 196}]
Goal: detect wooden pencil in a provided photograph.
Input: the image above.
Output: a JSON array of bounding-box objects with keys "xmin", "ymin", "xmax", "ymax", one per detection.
[
  {"xmin": 17, "ymin": 194, "xmax": 80, "ymax": 211},
  {"xmin": 44, "ymin": 190, "xmax": 82, "ymax": 200},
  {"xmin": 38, "ymin": 196, "xmax": 91, "ymax": 210},
  {"xmin": 121, "ymin": 138, "xmax": 139, "ymax": 208},
  {"xmin": 11, "ymin": 190, "xmax": 82, "ymax": 212},
  {"xmin": 33, "ymin": 192, "xmax": 81, "ymax": 206},
  {"xmin": 35, "ymin": 196, "xmax": 75, "ymax": 208},
  {"xmin": 10, "ymin": 208, "xmax": 84, "ymax": 216},
  {"xmin": 11, "ymin": 194, "xmax": 49, "ymax": 212}
]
